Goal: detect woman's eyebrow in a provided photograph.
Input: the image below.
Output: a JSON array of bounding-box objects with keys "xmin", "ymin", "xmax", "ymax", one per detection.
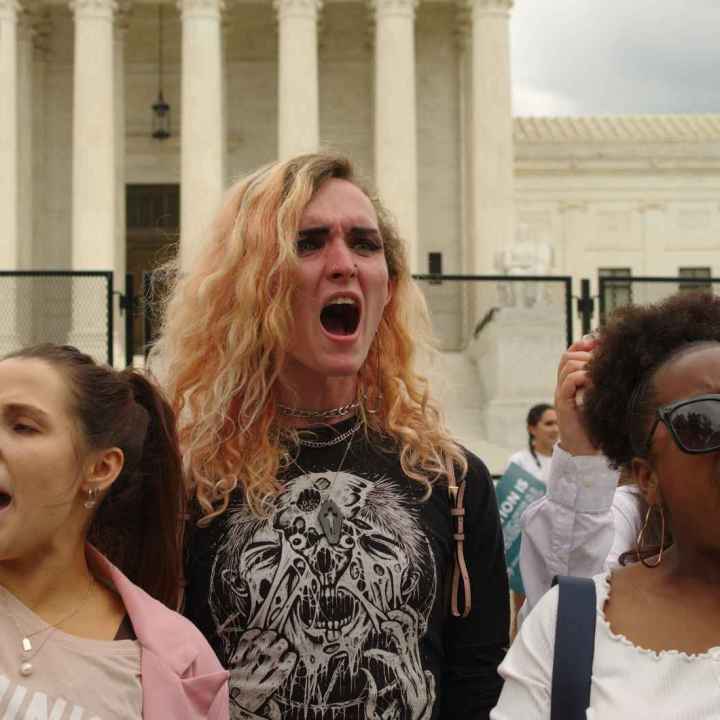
[{"xmin": 3, "ymin": 402, "xmax": 51, "ymax": 423}]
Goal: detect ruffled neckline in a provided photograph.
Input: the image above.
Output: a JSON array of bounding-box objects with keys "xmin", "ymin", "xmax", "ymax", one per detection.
[{"xmin": 597, "ymin": 572, "xmax": 720, "ymax": 663}]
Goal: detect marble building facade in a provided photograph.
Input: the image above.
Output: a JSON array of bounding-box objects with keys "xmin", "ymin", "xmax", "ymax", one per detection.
[{"xmin": 2, "ymin": 0, "xmax": 720, "ymax": 464}]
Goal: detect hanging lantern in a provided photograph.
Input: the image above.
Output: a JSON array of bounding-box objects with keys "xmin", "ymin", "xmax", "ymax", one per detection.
[
  {"xmin": 152, "ymin": 91, "xmax": 171, "ymax": 140},
  {"xmin": 151, "ymin": 5, "xmax": 171, "ymax": 140}
]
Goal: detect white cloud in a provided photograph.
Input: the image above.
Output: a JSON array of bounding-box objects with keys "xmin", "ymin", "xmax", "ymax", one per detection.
[
  {"xmin": 511, "ymin": 0, "xmax": 720, "ymax": 116},
  {"xmin": 512, "ymin": 85, "xmax": 580, "ymax": 117}
]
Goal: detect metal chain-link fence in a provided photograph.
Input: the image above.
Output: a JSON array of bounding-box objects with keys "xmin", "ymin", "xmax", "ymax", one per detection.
[{"xmin": 0, "ymin": 272, "xmax": 114, "ymax": 364}]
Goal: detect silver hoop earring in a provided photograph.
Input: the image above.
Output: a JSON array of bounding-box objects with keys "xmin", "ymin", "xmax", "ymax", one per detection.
[{"xmin": 83, "ymin": 487, "xmax": 99, "ymax": 510}]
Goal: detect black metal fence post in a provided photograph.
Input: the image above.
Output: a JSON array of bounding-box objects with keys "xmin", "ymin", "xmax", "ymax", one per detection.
[
  {"xmin": 577, "ymin": 278, "xmax": 594, "ymax": 337},
  {"xmin": 124, "ymin": 273, "xmax": 135, "ymax": 367}
]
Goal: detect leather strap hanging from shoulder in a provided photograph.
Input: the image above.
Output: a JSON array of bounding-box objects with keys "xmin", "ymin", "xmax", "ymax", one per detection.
[{"xmin": 447, "ymin": 460, "xmax": 471, "ymax": 618}]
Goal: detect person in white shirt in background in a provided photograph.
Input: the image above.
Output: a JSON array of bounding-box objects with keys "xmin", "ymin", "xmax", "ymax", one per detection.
[
  {"xmin": 505, "ymin": 403, "xmax": 558, "ymax": 631},
  {"xmin": 506, "ymin": 403, "xmax": 559, "ymax": 484},
  {"xmin": 518, "ymin": 336, "xmax": 644, "ymax": 620}
]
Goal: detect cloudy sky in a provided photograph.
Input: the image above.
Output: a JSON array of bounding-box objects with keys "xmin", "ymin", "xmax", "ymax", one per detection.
[{"xmin": 511, "ymin": 0, "xmax": 720, "ymax": 116}]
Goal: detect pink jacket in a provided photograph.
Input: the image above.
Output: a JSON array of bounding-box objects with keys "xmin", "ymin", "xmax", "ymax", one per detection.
[{"xmin": 90, "ymin": 547, "xmax": 230, "ymax": 720}]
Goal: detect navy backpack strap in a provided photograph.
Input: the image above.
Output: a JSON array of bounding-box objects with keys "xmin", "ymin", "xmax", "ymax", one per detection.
[{"xmin": 550, "ymin": 576, "xmax": 597, "ymax": 720}]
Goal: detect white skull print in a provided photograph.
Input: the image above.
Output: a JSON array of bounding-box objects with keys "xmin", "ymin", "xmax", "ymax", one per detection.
[{"xmin": 209, "ymin": 470, "xmax": 438, "ymax": 720}]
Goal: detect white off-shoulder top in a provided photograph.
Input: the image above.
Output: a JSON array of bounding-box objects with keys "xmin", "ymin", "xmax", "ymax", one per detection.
[{"xmin": 491, "ymin": 572, "xmax": 720, "ymax": 719}]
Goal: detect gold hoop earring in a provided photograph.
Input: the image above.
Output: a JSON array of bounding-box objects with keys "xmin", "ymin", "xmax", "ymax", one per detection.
[{"xmin": 636, "ymin": 502, "xmax": 665, "ymax": 568}]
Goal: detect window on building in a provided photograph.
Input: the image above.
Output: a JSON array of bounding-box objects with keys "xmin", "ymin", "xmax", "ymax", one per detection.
[
  {"xmin": 678, "ymin": 267, "xmax": 712, "ymax": 294},
  {"xmin": 599, "ymin": 267, "xmax": 632, "ymax": 322}
]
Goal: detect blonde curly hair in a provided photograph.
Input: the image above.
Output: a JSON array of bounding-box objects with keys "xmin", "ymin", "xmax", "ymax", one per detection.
[{"xmin": 153, "ymin": 153, "xmax": 468, "ymax": 523}]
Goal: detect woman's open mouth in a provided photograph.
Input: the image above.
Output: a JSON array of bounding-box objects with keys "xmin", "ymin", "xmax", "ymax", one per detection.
[
  {"xmin": 320, "ymin": 297, "xmax": 360, "ymax": 336},
  {"xmin": 0, "ymin": 492, "xmax": 11, "ymax": 510}
]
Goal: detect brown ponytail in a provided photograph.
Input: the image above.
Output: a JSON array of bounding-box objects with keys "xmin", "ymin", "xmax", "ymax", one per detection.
[{"xmin": 3, "ymin": 344, "xmax": 185, "ymax": 609}]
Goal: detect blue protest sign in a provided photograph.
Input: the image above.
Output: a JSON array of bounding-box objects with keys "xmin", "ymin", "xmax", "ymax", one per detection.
[{"xmin": 495, "ymin": 462, "xmax": 546, "ymax": 594}]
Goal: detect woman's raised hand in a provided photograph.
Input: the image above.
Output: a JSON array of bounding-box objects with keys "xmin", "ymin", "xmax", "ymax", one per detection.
[{"xmin": 555, "ymin": 336, "xmax": 600, "ymax": 456}]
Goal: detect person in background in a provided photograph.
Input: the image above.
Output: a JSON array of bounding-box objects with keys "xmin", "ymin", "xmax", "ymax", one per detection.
[
  {"xmin": 506, "ymin": 404, "xmax": 558, "ymax": 483},
  {"xmin": 155, "ymin": 153, "xmax": 509, "ymax": 720},
  {"xmin": 492, "ymin": 292, "xmax": 720, "ymax": 718},
  {"xmin": 0, "ymin": 344, "xmax": 228, "ymax": 720},
  {"xmin": 504, "ymin": 403, "xmax": 558, "ymax": 630}
]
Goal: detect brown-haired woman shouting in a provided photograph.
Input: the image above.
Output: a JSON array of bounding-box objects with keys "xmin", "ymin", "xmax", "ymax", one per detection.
[{"xmin": 0, "ymin": 344, "xmax": 228, "ymax": 719}]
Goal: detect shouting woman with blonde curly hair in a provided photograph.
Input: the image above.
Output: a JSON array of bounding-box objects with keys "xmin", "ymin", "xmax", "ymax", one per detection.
[{"xmin": 154, "ymin": 153, "xmax": 509, "ymax": 720}]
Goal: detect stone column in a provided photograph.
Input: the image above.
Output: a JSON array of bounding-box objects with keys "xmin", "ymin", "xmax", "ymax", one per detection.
[
  {"xmin": 0, "ymin": 0, "xmax": 22, "ymax": 353},
  {"xmin": 178, "ymin": 0, "xmax": 226, "ymax": 270},
  {"xmin": 559, "ymin": 200, "xmax": 588, "ymax": 277},
  {"xmin": 455, "ymin": 1, "xmax": 473, "ymax": 337},
  {"xmin": 373, "ymin": 0, "xmax": 418, "ymax": 273},
  {"xmin": 70, "ymin": 0, "xmax": 116, "ymax": 362},
  {"xmin": 71, "ymin": 0, "xmax": 116, "ymax": 270},
  {"xmin": 638, "ymin": 201, "xmax": 667, "ymax": 276},
  {"xmin": 32, "ymin": 9, "xmax": 51, "ymax": 268},
  {"xmin": 17, "ymin": 9, "xmax": 33, "ymax": 270},
  {"xmin": 469, "ymin": 0, "xmax": 514, "ymax": 275},
  {"xmin": 0, "ymin": 0, "xmax": 21, "ymax": 270},
  {"xmin": 275, "ymin": 0, "xmax": 321, "ymax": 160},
  {"xmin": 114, "ymin": 3, "xmax": 129, "ymax": 366}
]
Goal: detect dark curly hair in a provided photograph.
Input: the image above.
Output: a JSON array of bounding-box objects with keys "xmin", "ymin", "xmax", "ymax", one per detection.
[{"xmin": 584, "ymin": 292, "xmax": 720, "ymax": 470}]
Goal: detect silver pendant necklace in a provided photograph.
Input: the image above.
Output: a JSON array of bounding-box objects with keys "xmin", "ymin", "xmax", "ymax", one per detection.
[
  {"xmin": 292, "ymin": 421, "xmax": 358, "ymax": 546},
  {"xmin": 3, "ymin": 574, "xmax": 95, "ymax": 677},
  {"xmin": 297, "ymin": 419, "xmax": 362, "ymax": 448}
]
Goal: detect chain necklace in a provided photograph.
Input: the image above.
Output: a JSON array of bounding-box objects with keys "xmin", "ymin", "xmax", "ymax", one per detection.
[
  {"xmin": 297, "ymin": 419, "xmax": 362, "ymax": 448},
  {"xmin": 291, "ymin": 422, "xmax": 358, "ymax": 545},
  {"xmin": 278, "ymin": 398, "xmax": 361, "ymax": 420},
  {"xmin": 3, "ymin": 573, "xmax": 96, "ymax": 677}
]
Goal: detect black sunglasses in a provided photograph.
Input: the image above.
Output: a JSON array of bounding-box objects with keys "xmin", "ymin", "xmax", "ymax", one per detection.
[{"xmin": 644, "ymin": 394, "xmax": 720, "ymax": 455}]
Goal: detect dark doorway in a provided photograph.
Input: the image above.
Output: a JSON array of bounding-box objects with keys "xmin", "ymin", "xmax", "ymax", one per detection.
[{"xmin": 126, "ymin": 184, "xmax": 179, "ymax": 351}]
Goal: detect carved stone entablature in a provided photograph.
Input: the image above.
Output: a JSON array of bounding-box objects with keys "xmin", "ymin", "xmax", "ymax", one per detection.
[
  {"xmin": 274, "ymin": 0, "xmax": 321, "ymax": 21},
  {"xmin": 70, "ymin": 0, "xmax": 117, "ymax": 19},
  {"xmin": 558, "ymin": 200, "xmax": 588, "ymax": 214},
  {"xmin": 636, "ymin": 201, "xmax": 667, "ymax": 214},
  {"xmin": 370, "ymin": 0, "xmax": 418, "ymax": 22},
  {"xmin": 177, "ymin": 0, "xmax": 225, "ymax": 20},
  {"xmin": 468, "ymin": 0, "xmax": 513, "ymax": 18},
  {"xmin": 0, "ymin": 0, "xmax": 22, "ymax": 20}
]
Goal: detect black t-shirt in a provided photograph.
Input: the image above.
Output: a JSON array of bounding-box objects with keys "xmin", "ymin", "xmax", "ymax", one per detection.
[{"xmin": 184, "ymin": 419, "xmax": 509, "ymax": 720}]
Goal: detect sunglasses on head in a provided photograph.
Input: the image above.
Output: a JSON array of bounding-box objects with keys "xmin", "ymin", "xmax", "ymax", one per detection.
[{"xmin": 644, "ymin": 394, "xmax": 720, "ymax": 455}]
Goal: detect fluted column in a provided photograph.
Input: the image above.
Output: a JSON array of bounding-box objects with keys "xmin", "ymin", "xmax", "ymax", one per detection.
[
  {"xmin": 178, "ymin": 0, "xmax": 225, "ymax": 270},
  {"xmin": 469, "ymin": 0, "xmax": 514, "ymax": 275},
  {"xmin": 17, "ymin": 9, "xmax": 33, "ymax": 269},
  {"xmin": 0, "ymin": 0, "xmax": 21, "ymax": 269},
  {"xmin": 114, "ymin": 4, "xmax": 129, "ymax": 365},
  {"xmin": 456, "ymin": 1, "xmax": 473, "ymax": 336},
  {"xmin": 372, "ymin": 0, "xmax": 418, "ymax": 273},
  {"xmin": 71, "ymin": 0, "xmax": 116, "ymax": 270},
  {"xmin": 32, "ymin": 10, "xmax": 51, "ymax": 268},
  {"xmin": 275, "ymin": 0, "xmax": 320, "ymax": 160}
]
